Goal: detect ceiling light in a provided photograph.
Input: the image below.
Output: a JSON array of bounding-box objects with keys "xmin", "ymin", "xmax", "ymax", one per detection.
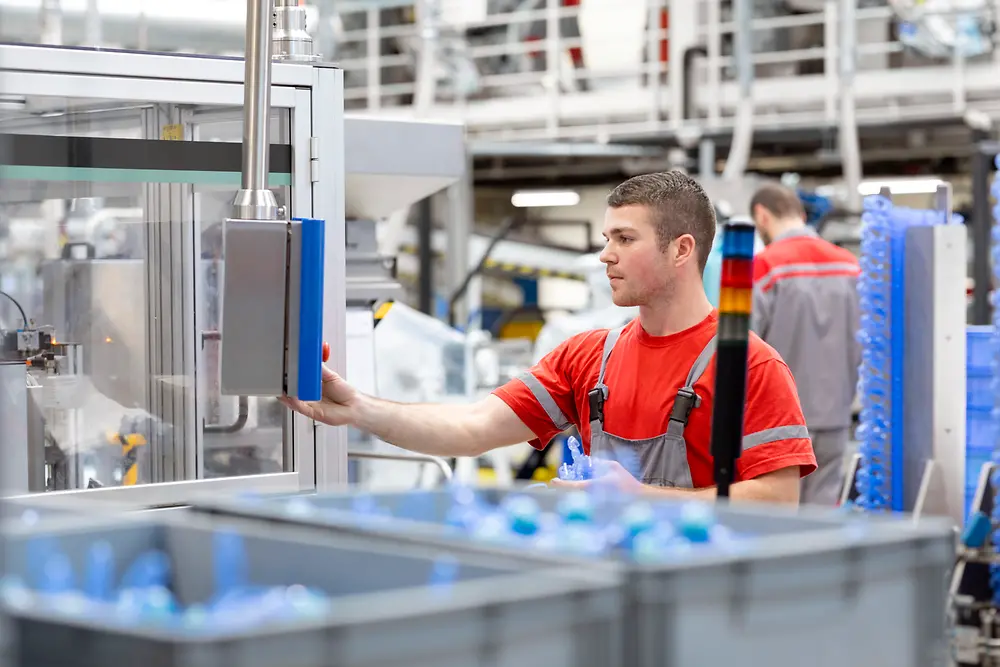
[{"xmin": 511, "ymin": 190, "xmax": 581, "ymax": 208}]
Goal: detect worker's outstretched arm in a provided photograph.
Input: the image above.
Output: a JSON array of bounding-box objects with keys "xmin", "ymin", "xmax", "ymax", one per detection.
[
  {"xmin": 281, "ymin": 365, "xmax": 535, "ymax": 458},
  {"xmin": 647, "ymin": 466, "xmax": 800, "ymax": 504},
  {"xmin": 553, "ymin": 464, "xmax": 801, "ymax": 504}
]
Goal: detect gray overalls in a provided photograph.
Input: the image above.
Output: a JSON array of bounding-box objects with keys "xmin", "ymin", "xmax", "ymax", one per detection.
[{"xmin": 588, "ymin": 326, "xmax": 717, "ymax": 488}]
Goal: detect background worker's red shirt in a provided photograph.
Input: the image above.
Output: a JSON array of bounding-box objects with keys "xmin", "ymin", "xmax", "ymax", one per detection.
[{"xmin": 493, "ymin": 311, "xmax": 817, "ymax": 487}]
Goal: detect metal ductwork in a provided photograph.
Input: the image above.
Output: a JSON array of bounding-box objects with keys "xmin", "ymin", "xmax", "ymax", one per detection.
[{"xmin": 0, "ymin": 0, "xmax": 317, "ymax": 53}]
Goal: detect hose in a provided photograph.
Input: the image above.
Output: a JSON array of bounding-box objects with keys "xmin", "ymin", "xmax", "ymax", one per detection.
[{"xmin": 0, "ymin": 290, "xmax": 28, "ymax": 328}]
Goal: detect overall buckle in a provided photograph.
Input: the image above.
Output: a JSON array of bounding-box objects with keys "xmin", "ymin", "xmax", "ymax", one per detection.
[
  {"xmin": 588, "ymin": 387, "xmax": 607, "ymax": 424},
  {"xmin": 669, "ymin": 387, "xmax": 701, "ymax": 426}
]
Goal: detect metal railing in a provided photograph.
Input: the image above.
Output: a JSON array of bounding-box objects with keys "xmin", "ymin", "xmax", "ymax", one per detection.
[
  {"xmin": 330, "ymin": 0, "xmax": 999, "ymax": 142},
  {"xmin": 4, "ymin": 0, "xmax": 995, "ymax": 142}
]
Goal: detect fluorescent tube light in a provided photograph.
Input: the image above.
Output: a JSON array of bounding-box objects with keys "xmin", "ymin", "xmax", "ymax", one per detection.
[{"xmin": 511, "ymin": 190, "xmax": 581, "ymax": 208}]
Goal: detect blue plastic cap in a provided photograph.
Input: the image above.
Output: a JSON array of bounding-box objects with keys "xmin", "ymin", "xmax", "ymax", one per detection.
[{"xmin": 962, "ymin": 511, "xmax": 992, "ymax": 549}]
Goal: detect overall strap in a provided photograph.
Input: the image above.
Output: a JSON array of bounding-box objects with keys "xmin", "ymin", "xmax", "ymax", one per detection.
[
  {"xmin": 666, "ymin": 335, "xmax": 717, "ymax": 438},
  {"xmin": 588, "ymin": 325, "xmax": 626, "ymax": 429}
]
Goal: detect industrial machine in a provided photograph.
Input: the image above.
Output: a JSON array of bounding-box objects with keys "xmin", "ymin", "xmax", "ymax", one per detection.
[{"xmin": 0, "ymin": 4, "xmax": 465, "ymax": 505}]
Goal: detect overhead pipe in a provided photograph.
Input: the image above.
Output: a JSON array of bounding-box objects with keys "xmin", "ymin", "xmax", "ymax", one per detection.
[
  {"xmin": 681, "ymin": 44, "xmax": 714, "ymax": 176},
  {"xmin": 0, "ymin": 0, "xmax": 248, "ymax": 51},
  {"xmin": 721, "ymin": 0, "xmax": 754, "ymax": 180},
  {"xmin": 838, "ymin": 0, "xmax": 863, "ymax": 212},
  {"xmin": 682, "ymin": 45, "xmax": 708, "ymax": 122},
  {"xmin": 232, "ymin": 0, "xmax": 279, "ymax": 221}
]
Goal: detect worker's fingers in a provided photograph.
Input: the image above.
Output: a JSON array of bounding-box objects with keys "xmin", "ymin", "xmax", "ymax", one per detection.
[
  {"xmin": 278, "ymin": 394, "xmax": 352, "ymax": 427},
  {"xmin": 550, "ymin": 478, "xmax": 588, "ymax": 489},
  {"xmin": 320, "ymin": 368, "xmax": 357, "ymax": 405}
]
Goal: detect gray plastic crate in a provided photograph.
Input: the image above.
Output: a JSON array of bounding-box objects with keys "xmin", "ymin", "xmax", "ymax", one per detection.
[
  {"xmin": 195, "ymin": 488, "xmax": 955, "ymax": 667},
  {"xmin": 1, "ymin": 512, "xmax": 623, "ymax": 667},
  {"xmin": 0, "ymin": 494, "xmax": 118, "ymax": 526}
]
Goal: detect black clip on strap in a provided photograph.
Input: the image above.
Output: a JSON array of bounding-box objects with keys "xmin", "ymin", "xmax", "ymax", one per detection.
[
  {"xmin": 669, "ymin": 387, "xmax": 701, "ymax": 427},
  {"xmin": 588, "ymin": 387, "xmax": 607, "ymax": 425}
]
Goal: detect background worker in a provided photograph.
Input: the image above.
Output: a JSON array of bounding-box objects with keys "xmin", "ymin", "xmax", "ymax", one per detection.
[
  {"xmin": 749, "ymin": 183, "xmax": 861, "ymax": 506},
  {"xmin": 284, "ymin": 171, "xmax": 817, "ymax": 504}
]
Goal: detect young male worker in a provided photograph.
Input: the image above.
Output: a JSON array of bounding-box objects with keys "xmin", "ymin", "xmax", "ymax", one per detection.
[
  {"xmin": 283, "ymin": 171, "xmax": 817, "ymax": 504},
  {"xmin": 749, "ymin": 183, "xmax": 861, "ymax": 505}
]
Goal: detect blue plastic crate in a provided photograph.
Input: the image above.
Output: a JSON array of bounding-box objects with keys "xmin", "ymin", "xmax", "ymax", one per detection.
[
  {"xmin": 968, "ymin": 407, "xmax": 997, "ymax": 451},
  {"xmin": 968, "ymin": 326, "xmax": 996, "ymax": 374}
]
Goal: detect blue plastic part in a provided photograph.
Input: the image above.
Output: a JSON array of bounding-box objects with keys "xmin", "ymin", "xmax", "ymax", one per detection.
[
  {"xmin": 989, "ymin": 155, "xmax": 1000, "ymax": 605},
  {"xmin": 40, "ymin": 551, "xmax": 74, "ymax": 595},
  {"xmin": 557, "ymin": 436, "xmax": 595, "ymax": 481},
  {"xmin": 856, "ymin": 194, "xmax": 892, "ymax": 511},
  {"xmin": 295, "ymin": 217, "xmax": 326, "ymax": 402},
  {"xmin": 213, "ymin": 530, "xmax": 247, "ymax": 602},
  {"xmin": 797, "ymin": 189, "xmax": 833, "ymax": 227},
  {"xmin": 963, "ymin": 511, "xmax": 993, "ymax": 549},
  {"xmin": 85, "ymin": 541, "xmax": 115, "ymax": 602},
  {"xmin": 557, "ymin": 491, "xmax": 595, "ymax": 523},
  {"xmin": 503, "ymin": 495, "xmax": 542, "ymax": 536},
  {"xmin": 889, "ymin": 208, "xmax": 906, "ymax": 513},
  {"xmin": 676, "ymin": 503, "xmax": 715, "ymax": 544},
  {"xmin": 11, "ymin": 535, "xmax": 338, "ymax": 632},
  {"xmin": 120, "ymin": 550, "xmax": 170, "ymax": 590},
  {"xmin": 720, "ymin": 222, "xmax": 755, "ymax": 259}
]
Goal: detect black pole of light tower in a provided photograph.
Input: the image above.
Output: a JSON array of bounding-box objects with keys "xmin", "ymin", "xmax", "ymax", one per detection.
[
  {"xmin": 710, "ymin": 222, "xmax": 756, "ymax": 499},
  {"xmin": 971, "ymin": 136, "xmax": 998, "ymax": 325},
  {"xmin": 417, "ymin": 197, "xmax": 434, "ymax": 315}
]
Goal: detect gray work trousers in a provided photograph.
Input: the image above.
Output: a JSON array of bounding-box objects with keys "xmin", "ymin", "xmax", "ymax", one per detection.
[{"xmin": 801, "ymin": 427, "xmax": 850, "ymax": 506}]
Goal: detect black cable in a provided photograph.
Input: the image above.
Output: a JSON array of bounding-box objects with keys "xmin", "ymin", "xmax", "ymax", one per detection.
[{"xmin": 0, "ymin": 290, "xmax": 27, "ymax": 328}]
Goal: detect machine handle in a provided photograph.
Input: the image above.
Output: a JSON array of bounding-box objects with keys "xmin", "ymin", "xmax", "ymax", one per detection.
[
  {"xmin": 295, "ymin": 217, "xmax": 325, "ymax": 401},
  {"xmin": 347, "ymin": 449, "xmax": 454, "ymax": 482}
]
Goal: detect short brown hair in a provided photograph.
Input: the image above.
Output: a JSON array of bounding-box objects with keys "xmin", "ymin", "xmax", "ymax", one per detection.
[
  {"xmin": 607, "ymin": 170, "xmax": 717, "ymax": 273},
  {"xmin": 749, "ymin": 183, "xmax": 806, "ymax": 221}
]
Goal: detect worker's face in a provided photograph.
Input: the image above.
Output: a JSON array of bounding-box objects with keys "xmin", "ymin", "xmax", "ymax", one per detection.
[
  {"xmin": 751, "ymin": 204, "xmax": 775, "ymax": 245},
  {"xmin": 599, "ymin": 205, "xmax": 688, "ymax": 307}
]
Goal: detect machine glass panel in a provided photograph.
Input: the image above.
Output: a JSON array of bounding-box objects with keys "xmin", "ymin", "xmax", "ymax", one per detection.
[{"xmin": 0, "ymin": 96, "xmax": 294, "ymax": 493}]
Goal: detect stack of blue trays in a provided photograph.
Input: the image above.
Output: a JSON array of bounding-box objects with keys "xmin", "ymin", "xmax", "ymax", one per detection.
[{"xmin": 967, "ymin": 326, "xmax": 996, "ymax": 518}]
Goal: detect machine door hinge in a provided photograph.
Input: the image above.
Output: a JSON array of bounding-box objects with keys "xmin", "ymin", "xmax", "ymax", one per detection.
[{"xmin": 309, "ymin": 136, "xmax": 320, "ymax": 183}]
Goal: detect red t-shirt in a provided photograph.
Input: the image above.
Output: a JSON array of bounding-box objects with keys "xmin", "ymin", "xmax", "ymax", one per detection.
[{"xmin": 493, "ymin": 311, "xmax": 817, "ymax": 487}]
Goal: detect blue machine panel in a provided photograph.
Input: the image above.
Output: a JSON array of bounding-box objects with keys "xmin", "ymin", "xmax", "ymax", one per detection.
[{"xmin": 295, "ymin": 217, "xmax": 326, "ymax": 401}]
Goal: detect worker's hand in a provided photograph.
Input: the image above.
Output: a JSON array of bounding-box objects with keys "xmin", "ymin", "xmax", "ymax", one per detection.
[
  {"xmin": 551, "ymin": 459, "xmax": 644, "ymax": 494},
  {"xmin": 280, "ymin": 364, "xmax": 358, "ymax": 427}
]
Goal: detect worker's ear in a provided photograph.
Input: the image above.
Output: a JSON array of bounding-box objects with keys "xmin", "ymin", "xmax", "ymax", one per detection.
[{"xmin": 673, "ymin": 234, "xmax": 697, "ymax": 268}]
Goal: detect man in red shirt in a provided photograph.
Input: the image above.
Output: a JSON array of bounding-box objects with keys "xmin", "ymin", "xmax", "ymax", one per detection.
[
  {"xmin": 749, "ymin": 183, "xmax": 861, "ymax": 505},
  {"xmin": 283, "ymin": 171, "xmax": 817, "ymax": 504}
]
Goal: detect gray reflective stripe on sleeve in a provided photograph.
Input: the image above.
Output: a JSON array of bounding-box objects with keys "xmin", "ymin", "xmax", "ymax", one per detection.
[
  {"xmin": 742, "ymin": 425, "xmax": 811, "ymax": 450},
  {"xmin": 684, "ymin": 335, "xmax": 717, "ymax": 388},
  {"xmin": 756, "ymin": 262, "xmax": 860, "ymax": 290},
  {"xmin": 518, "ymin": 372, "xmax": 572, "ymax": 430},
  {"xmin": 595, "ymin": 326, "xmax": 626, "ymax": 387}
]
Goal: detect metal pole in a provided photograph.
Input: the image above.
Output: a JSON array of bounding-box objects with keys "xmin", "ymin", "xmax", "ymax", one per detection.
[
  {"xmin": 720, "ymin": 0, "xmax": 753, "ymax": 179},
  {"xmin": 232, "ymin": 0, "xmax": 279, "ymax": 221},
  {"xmin": 838, "ymin": 0, "xmax": 862, "ymax": 212},
  {"xmin": 417, "ymin": 198, "xmax": 434, "ymax": 315},
  {"xmin": 971, "ymin": 136, "xmax": 993, "ymax": 324}
]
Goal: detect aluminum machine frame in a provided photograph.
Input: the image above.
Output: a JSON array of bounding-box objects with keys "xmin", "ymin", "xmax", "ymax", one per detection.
[{"xmin": 0, "ymin": 0, "xmax": 466, "ymax": 509}]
